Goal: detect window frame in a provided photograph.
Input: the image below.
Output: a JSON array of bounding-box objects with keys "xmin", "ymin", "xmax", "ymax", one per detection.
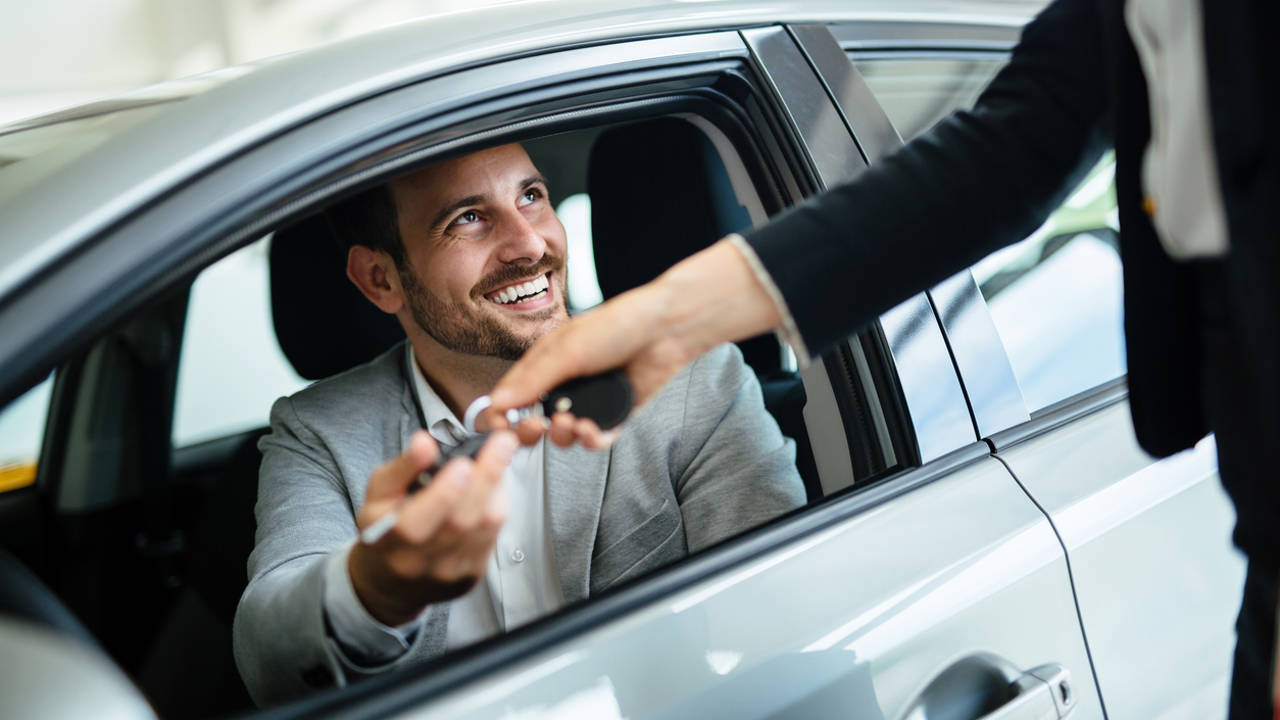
[{"xmin": 0, "ymin": 23, "xmax": 1003, "ymax": 718}]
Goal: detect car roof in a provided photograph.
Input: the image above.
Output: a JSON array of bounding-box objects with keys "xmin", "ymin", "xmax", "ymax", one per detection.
[{"xmin": 0, "ymin": 0, "xmax": 1044, "ymax": 303}]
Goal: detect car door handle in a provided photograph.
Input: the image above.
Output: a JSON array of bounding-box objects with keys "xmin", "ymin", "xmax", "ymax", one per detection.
[{"xmin": 977, "ymin": 664, "xmax": 1075, "ymax": 720}]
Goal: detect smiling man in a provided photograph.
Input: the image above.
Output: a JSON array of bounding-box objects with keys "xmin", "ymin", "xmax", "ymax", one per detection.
[{"xmin": 231, "ymin": 143, "xmax": 805, "ymax": 705}]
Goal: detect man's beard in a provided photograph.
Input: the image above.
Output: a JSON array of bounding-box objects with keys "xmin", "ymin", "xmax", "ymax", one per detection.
[{"xmin": 396, "ymin": 259, "xmax": 566, "ymax": 362}]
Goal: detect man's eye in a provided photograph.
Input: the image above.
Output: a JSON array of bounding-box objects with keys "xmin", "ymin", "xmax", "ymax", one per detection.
[
  {"xmin": 519, "ymin": 188, "xmax": 542, "ymax": 206},
  {"xmin": 454, "ymin": 210, "xmax": 479, "ymax": 226}
]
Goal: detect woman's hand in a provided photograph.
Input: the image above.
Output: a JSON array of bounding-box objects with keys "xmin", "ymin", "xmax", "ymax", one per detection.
[{"xmin": 489, "ymin": 238, "xmax": 783, "ymax": 447}]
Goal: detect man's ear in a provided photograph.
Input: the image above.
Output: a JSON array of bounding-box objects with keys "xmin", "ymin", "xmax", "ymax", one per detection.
[{"xmin": 346, "ymin": 245, "xmax": 405, "ymax": 315}]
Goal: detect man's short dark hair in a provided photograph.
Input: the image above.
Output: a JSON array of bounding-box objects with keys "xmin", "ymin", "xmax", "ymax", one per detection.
[{"xmin": 325, "ymin": 183, "xmax": 407, "ymax": 267}]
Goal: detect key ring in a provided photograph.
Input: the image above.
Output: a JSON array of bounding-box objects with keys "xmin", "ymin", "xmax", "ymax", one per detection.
[{"xmin": 463, "ymin": 395, "xmax": 541, "ymax": 434}]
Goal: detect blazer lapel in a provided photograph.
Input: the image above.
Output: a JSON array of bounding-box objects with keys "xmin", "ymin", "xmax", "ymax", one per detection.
[{"xmin": 544, "ymin": 442, "xmax": 612, "ymax": 603}]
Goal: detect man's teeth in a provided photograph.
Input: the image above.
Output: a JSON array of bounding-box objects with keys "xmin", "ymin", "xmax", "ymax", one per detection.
[{"xmin": 492, "ymin": 275, "xmax": 550, "ymax": 304}]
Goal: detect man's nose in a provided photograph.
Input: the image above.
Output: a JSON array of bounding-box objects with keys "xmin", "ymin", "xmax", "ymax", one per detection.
[{"xmin": 495, "ymin": 210, "xmax": 547, "ymax": 264}]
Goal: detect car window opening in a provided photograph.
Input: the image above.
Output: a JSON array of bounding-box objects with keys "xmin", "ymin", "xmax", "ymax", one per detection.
[{"xmin": 2, "ymin": 75, "xmax": 912, "ymax": 718}]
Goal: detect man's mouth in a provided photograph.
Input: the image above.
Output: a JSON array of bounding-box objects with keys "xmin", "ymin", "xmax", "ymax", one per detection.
[{"xmin": 485, "ymin": 273, "xmax": 551, "ymax": 306}]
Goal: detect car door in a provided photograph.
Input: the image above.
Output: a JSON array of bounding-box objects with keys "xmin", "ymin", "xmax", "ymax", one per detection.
[
  {"xmin": 828, "ymin": 19, "xmax": 1248, "ymax": 719},
  {"xmin": 0, "ymin": 18, "xmax": 1097, "ymax": 720},
  {"xmin": 301, "ymin": 25, "xmax": 1102, "ymax": 720}
]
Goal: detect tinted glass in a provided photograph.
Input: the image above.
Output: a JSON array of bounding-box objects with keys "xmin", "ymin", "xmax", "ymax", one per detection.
[{"xmin": 854, "ymin": 56, "xmax": 1005, "ymax": 140}]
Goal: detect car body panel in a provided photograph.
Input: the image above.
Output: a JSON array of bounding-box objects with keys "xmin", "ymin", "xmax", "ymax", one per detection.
[
  {"xmin": 823, "ymin": 36, "xmax": 1244, "ymax": 719},
  {"xmin": 396, "ymin": 457, "xmax": 1100, "ymax": 720},
  {"xmin": 994, "ymin": 401, "xmax": 1245, "ymax": 719}
]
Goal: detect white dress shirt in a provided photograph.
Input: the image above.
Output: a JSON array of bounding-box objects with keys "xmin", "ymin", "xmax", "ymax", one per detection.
[
  {"xmin": 321, "ymin": 343, "xmax": 564, "ymax": 665},
  {"xmin": 1126, "ymin": 0, "xmax": 1229, "ymax": 259}
]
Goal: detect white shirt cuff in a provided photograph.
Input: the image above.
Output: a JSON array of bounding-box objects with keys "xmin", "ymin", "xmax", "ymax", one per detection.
[
  {"xmin": 322, "ymin": 542, "xmax": 424, "ymax": 666},
  {"xmin": 726, "ymin": 234, "xmax": 812, "ymax": 367}
]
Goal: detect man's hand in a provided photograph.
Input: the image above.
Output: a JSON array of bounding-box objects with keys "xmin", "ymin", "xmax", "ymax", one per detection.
[
  {"xmin": 489, "ymin": 238, "xmax": 782, "ymax": 448},
  {"xmin": 348, "ymin": 430, "xmax": 518, "ymax": 626}
]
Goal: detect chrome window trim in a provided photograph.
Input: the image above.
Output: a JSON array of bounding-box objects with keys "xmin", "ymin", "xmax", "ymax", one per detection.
[
  {"xmin": 929, "ymin": 269, "xmax": 1030, "ymax": 437},
  {"xmin": 877, "ymin": 295, "xmax": 979, "ymax": 461},
  {"xmin": 786, "ymin": 23, "xmax": 977, "ymax": 464},
  {"xmin": 987, "ymin": 376, "xmax": 1130, "ymax": 451},
  {"xmin": 830, "ymin": 20, "xmax": 1021, "ymax": 52}
]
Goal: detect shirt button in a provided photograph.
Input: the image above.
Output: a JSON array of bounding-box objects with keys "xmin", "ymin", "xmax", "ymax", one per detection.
[{"xmin": 511, "ymin": 548, "xmax": 526, "ymax": 563}]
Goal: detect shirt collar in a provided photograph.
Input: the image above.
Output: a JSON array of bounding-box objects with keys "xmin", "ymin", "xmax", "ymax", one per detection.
[{"xmin": 405, "ymin": 342, "xmax": 469, "ymax": 445}]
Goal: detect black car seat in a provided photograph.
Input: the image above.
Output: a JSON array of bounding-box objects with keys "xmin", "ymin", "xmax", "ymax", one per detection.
[
  {"xmin": 201, "ymin": 211, "xmax": 404, "ymax": 625},
  {"xmin": 144, "ymin": 213, "xmax": 406, "ymax": 717},
  {"xmin": 270, "ymin": 211, "xmax": 407, "ymax": 380},
  {"xmin": 587, "ymin": 118, "xmax": 820, "ymax": 499}
]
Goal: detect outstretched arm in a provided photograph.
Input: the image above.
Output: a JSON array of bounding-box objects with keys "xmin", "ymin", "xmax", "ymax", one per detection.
[
  {"xmin": 491, "ymin": 0, "xmax": 1109, "ymax": 444},
  {"xmin": 492, "ymin": 239, "xmax": 780, "ymax": 434}
]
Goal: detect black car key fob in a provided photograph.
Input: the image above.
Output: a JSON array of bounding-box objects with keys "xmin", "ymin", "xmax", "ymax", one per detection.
[{"xmin": 539, "ymin": 369, "xmax": 633, "ymax": 430}]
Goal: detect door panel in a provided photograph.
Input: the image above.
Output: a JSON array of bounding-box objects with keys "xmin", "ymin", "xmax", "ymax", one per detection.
[
  {"xmin": 403, "ymin": 457, "xmax": 1102, "ymax": 719},
  {"xmin": 994, "ymin": 401, "xmax": 1245, "ymax": 719}
]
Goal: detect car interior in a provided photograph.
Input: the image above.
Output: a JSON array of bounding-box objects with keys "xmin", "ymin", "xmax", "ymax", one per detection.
[{"xmin": 0, "ymin": 112, "xmax": 841, "ymax": 719}]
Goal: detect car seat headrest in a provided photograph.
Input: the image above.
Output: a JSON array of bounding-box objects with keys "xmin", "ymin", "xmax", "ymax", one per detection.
[
  {"xmin": 269, "ymin": 211, "xmax": 405, "ymax": 380},
  {"xmin": 589, "ymin": 117, "xmax": 751, "ymax": 298},
  {"xmin": 588, "ymin": 117, "xmax": 778, "ymax": 373}
]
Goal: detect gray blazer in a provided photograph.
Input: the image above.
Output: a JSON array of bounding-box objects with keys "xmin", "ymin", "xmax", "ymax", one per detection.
[{"xmin": 233, "ymin": 343, "xmax": 805, "ymax": 705}]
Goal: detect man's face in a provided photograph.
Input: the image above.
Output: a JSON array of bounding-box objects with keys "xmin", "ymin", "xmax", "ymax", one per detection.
[{"xmin": 388, "ymin": 144, "xmax": 569, "ymax": 361}]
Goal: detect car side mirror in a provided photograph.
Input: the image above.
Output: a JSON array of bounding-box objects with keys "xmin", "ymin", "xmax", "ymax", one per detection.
[{"xmin": 0, "ymin": 617, "xmax": 155, "ymax": 719}]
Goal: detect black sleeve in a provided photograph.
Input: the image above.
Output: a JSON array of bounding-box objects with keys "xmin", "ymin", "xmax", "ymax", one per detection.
[{"xmin": 745, "ymin": 0, "xmax": 1112, "ymax": 357}]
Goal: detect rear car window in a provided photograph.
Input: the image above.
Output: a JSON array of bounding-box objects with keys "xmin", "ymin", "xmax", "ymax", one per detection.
[{"xmin": 172, "ymin": 235, "xmax": 308, "ymax": 447}]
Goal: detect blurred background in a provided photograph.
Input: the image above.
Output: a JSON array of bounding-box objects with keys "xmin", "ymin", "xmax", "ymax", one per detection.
[{"xmin": 0, "ymin": 0, "xmax": 509, "ymax": 125}]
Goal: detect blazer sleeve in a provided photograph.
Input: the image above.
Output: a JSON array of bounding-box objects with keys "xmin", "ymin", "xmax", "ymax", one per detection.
[
  {"xmin": 672, "ymin": 344, "xmax": 807, "ymax": 553},
  {"xmin": 745, "ymin": 0, "xmax": 1112, "ymax": 358},
  {"xmin": 232, "ymin": 396, "xmax": 424, "ymax": 705}
]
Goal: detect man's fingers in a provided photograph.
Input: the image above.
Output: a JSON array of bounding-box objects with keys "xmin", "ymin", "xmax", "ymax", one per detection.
[
  {"xmin": 574, "ymin": 417, "xmax": 618, "ymax": 450},
  {"xmin": 365, "ymin": 430, "xmax": 440, "ymax": 502},
  {"xmin": 450, "ymin": 431, "xmax": 518, "ymax": 528},
  {"xmin": 474, "ymin": 431, "xmax": 518, "ymax": 483},
  {"xmin": 392, "ymin": 456, "xmax": 472, "ymax": 543}
]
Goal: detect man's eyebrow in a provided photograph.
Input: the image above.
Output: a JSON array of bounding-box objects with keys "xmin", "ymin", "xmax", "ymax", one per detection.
[
  {"xmin": 428, "ymin": 175, "xmax": 548, "ymax": 229},
  {"xmin": 429, "ymin": 193, "xmax": 486, "ymax": 230}
]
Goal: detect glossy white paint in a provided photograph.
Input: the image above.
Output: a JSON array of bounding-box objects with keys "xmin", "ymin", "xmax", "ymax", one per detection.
[
  {"xmin": 397, "ymin": 458, "xmax": 1102, "ymax": 719},
  {"xmin": 997, "ymin": 401, "xmax": 1246, "ymax": 719},
  {"xmin": 0, "ymin": 619, "xmax": 155, "ymax": 720}
]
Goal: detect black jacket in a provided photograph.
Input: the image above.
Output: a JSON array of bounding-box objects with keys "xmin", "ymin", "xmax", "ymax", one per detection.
[
  {"xmin": 746, "ymin": 0, "xmax": 1279, "ymax": 540},
  {"xmin": 748, "ymin": 0, "xmax": 1278, "ymax": 453}
]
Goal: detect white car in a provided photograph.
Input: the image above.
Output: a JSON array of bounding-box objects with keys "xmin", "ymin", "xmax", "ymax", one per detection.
[{"xmin": 0, "ymin": 1, "xmax": 1244, "ymax": 718}]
